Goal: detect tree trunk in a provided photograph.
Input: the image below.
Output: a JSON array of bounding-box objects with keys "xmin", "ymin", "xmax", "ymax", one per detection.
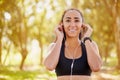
[
  {"xmin": 116, "ymin": 39, "xmax": 120, "ymax": 68},
  {"xmin": 0, "ymin": 12, "xmax": 3, "ymax": 64},
  {"xmin": 3, "ymin": 44, "xmax": 11, "ymax": 64},
  {"xmin": 104, "ymin": 47, "xmax": 109, "ymax": 63},
  {"xmin": 0, "ymin": 26, "xmax": 2, "ymax": 65},
  {"xmin": 104, "ymin": 0, "xmax": 120, "ymax": 68},
  {"xmin": 19, "ymin": 27, "xmax": 28, "ymax": 70},
  {"xmin": 20, "ymin": 48, "xmax": 28, "ymax": 70},
  {"xmin": 39, "ymin": 42, "xmax": 43, "ymax": 65},
  {"xmin": 18, "ymin": 21, "xmax": 28, "ymax": 70},
  {"xmin": 114, "ymin": 1, "xmax": 120, "ymax": 68},
  {"xmin": 115, "ymin": 18, "xmax": 120, "ymax": 68},
  {"xmin": 0, "ymin": 34, "xmax": 2, "ymax": 64}
]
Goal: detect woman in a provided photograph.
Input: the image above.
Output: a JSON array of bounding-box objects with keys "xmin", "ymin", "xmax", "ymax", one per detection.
[{"xmin": 44, "ymin": 8, "xmax": 102, "ymax": 80}]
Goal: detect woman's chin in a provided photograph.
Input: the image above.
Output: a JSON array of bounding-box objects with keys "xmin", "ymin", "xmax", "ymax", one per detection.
[{"xmin": 67, "ymin": 34, "xmax": 78, "ymax": 38}]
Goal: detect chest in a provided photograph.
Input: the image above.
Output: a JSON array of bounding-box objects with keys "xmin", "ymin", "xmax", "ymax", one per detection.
[
  {"xmin": 58, "ymin": 53, "xmax": 88, "ymax": 72},
  {"xmin": 55, "ymin": 43, "xmax": 91, "ymax": 76}
]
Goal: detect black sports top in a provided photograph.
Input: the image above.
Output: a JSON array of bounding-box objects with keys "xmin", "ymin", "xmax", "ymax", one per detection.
[{"xmin": 55, "ymin": 42, "xmax": 92, "ymax": 76}]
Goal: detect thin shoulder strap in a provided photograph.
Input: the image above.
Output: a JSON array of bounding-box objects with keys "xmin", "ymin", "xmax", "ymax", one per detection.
[
  {"xmin": 59, "ymin": 40, "xmax": 65, "ymax": 57},
  {"xmin": 81, "ymin": 42, "xmax": 87, "ymax": 57}
]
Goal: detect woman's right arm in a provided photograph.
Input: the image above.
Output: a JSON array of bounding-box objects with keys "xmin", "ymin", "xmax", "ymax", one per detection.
[{"xmin": 44, "ymin": 24, "xmax": 64, "ymax": 71}]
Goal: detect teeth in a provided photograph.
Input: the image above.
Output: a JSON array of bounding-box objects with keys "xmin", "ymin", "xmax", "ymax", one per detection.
[{"xmin": 70, "ymin": 30, "xmax": 75, "ymax": 32}]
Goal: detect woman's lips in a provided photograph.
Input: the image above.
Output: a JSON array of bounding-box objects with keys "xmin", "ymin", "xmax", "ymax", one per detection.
[{"xmin": 69, "ymin": 29, "xmax": 76, "ymax": 32}]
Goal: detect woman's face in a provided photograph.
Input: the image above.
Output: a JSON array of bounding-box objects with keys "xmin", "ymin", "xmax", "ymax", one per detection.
[{"xmin": 63, "ymin": 10, "xmax": 83, "ymax": 38}]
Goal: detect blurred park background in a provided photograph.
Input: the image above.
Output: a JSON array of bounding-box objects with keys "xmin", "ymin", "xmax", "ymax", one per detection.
[{"xmin": 0, "ymin": 0, "xmax": 120, "ymax": 80}]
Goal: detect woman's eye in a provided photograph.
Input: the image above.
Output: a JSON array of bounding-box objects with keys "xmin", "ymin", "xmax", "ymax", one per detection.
[
  {"xmin": 75, "ymin": 20, "xmax": 80, "ymax": 22},
  {"xmin": 66, "ymin": 20, "xmax": 70, "ymax": 22}
]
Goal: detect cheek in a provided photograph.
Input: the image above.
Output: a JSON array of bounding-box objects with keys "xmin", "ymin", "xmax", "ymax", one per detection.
[
  {"xmin": 63, "ymin": 27, "xmax": 68, "ymax": 32},
  {"xmin": 63, "ymin": 23, "xmax": 82, "ymax": 27},
  {"xmin": 63, "ymin": 23, "xmax": 70, "ymax": 27},
  {"xmin": 77, "ymin": 23, "xmax": 82, "ymax": 29},
  {"xmin": 78, "ymin": 23, "xmax": 82, "ymax": 26}
]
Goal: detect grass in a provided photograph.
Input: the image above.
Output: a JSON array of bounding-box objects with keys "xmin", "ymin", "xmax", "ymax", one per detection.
[
  {"xmin": 0, "ymin": 65, "xmax": 56, "ymax": 80},
  {"xmin": 1, "ymin": 64, "xmax": 120, "ymax": 80},
  {"xmin": 0, "ymin": 66, "xmax": 39, "ymax": 80},
  {"xmin": 0, "ymin": 56, "xmax": 120, "ymax": 80}
]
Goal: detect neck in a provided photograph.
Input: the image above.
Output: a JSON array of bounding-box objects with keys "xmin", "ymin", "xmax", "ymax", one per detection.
[{"xmin": 65, "ymin": 37, "xmax": 81, "ymax": 48}]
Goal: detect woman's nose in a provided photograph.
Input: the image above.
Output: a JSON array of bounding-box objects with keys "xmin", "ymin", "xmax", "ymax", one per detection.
[{"xmin": 70, "ymin": 22, "xmax": 76, "ymax": 27}]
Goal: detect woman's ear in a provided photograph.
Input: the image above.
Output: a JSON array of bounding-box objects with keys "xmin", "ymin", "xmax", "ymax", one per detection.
[
  {"xmin": 82, "ymin": 23, "xmax": 88, "ymax": 34},
  {"xmin": 60, "ymin": 23, "xmax": 63, "ymax": 27},
  {"xmin": 80, "ymin": 23, "xmax": 88, "ymax": 39}
]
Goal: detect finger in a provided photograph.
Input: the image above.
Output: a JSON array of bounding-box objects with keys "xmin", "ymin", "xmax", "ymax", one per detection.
[
  {"xmin": 82, "ymin": 24, "xmax": 88, "ymax": 32},
  {"xmin": 82, "ymin": 23, "xmax": 87, "ymax": 29},
  {"xmin": 58, "ymin": 24, "xmax": 63, "ymax": 31}
]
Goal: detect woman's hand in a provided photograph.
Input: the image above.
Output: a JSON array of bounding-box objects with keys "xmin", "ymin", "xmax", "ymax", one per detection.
[
  {"xmin": 54, "ymin": 24, "xmax": 64, "ymax": 41},
  {"xmin": 82, "ymin": 24, "xmax": 93, "ymax": 38}
]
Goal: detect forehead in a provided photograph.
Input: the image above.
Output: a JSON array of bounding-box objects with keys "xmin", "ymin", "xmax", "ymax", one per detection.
[{"xmin": 64, "ymin": 10, "xmax": 81, "ymax": 19}]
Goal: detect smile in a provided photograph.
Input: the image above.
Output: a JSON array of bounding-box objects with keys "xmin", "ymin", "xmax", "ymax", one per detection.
[{"xmin": 69, "ymin": 29, "xmax": 76, "ymax": 32}]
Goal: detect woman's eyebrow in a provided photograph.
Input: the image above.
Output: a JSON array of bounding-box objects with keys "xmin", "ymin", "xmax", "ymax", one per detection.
[
  {"xmin": 66, "ymin": 17, "xmax": 71, "ymax": 19},
  {"xmin": 65, "ymin": 17, "xmax": 80, "ymax": 19},
  {"xmin": 74, "ymin": 17, "xmax": 80, "ymax": 19}
]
